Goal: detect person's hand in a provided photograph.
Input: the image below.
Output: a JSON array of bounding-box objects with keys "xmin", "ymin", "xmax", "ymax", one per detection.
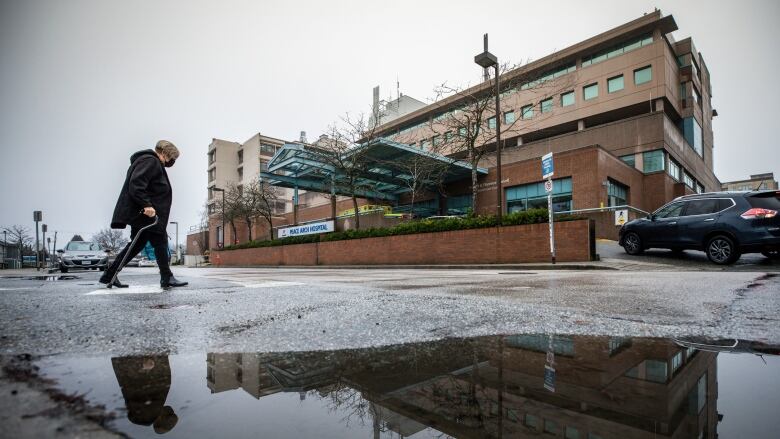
[{"xmin": 143, "ymin": 207, "xmax": 156, "ymax": 217}]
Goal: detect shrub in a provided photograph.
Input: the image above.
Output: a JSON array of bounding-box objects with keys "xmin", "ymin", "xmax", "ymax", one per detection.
[{"xmin": 221, "ymin": 209, "xmax": 581, "ymax": 251}]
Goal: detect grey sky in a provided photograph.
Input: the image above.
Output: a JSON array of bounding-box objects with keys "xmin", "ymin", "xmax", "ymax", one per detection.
[{"xmin": 1, "ymin": 0, "xmax": 778, "ymax": 243}]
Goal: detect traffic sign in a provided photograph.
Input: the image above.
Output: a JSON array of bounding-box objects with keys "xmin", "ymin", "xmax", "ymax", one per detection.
[
  {"xmin": 615, "ymin": 209, "xmax": 628, "ymax": 226},
  {"xmin": 541, "ymin": 152, "xmax": 554, "ymax": 179},
  {"xmin": 544, "ymin": 179, "xmax": 553, "ymax": 193}
]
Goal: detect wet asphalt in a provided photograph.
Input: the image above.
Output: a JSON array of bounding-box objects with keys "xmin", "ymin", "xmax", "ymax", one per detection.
[{"xmin": 1, "ymin": 262, "xmax": 779, "ymax": 357}]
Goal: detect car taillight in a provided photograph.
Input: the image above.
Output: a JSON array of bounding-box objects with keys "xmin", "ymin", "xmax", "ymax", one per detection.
[{"xmin": 741, "ymin": 208, "xmax": 777, "ymax": 219}]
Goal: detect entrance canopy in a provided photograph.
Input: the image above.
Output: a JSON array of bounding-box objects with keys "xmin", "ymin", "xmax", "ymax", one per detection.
[{"xmin": 259, "ymin": 137, "xmax": 487, "ymax": 201}]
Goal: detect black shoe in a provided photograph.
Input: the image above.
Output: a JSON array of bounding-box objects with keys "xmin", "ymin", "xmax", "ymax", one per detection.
[
  {"xmin": 99, "ymin": 273, "xmax": 129, "ymax": 288},
  {"xmin": 161, "ymin": 276, "xmax": 188, "ymax": 289}
]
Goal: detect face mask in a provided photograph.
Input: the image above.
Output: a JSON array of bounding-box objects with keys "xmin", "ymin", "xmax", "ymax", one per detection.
[{"xmin": 164, "ymin": 158, "xmax": 176, "ymax": 168}]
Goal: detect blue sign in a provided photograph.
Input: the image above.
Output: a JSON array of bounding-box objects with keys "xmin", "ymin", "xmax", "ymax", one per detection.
[
  {"xmin": 279, "ymin": 220, "xmax": 335, "ymax": 238},
  {"xmin": 544, "ymin": 364, "xmax": 556, "ymax": 392},
  {"xmin": 542, "ymin": 152, "xmax": 554, "ymax": 179}
]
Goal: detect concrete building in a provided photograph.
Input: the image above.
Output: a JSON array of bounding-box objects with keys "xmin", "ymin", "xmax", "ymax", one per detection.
[
  {"xmin": 368, "ymin": 10, "xmax": 719, "ymax": 238},
  {"xmin": 721, "ymin": 172, "xmax": 778, "ymax": 192}
]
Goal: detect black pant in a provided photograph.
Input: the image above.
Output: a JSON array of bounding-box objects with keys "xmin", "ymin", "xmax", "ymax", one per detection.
[{"xmin": 108, "ymin": 217, "xmax": 172, "ymax": 278}]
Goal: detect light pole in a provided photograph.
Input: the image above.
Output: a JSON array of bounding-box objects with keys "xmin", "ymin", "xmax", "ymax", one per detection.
[
  {"xmin": 169, "ymin": 221, "xmax": 179, "ymax": 264},
  {"xmin": 474, "ymin": 33, "xmax": 503, "ymax": 223},
  {"xmin": 212, "ymin": 187, "xmax": 225, "ymax": 249}
]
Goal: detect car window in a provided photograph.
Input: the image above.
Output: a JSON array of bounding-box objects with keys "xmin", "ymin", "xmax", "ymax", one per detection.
[
  {"xmin": 654, "ymin": 202, "xmax": 684, "ymax": 219},
  {"xmin": 718, "ymin": 199, "xmax": 735, "ymax": 211},
  {"xmin": 747, "ymin": 193, "xmax": 780, "ymax": 210},
  {"xmin": 682, "ymin": 199, "xmax": 719, "ymax": 216}
]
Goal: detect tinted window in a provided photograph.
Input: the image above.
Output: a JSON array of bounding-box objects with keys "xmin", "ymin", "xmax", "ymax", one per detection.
[
  {"xmin": 683, "ymin": 199, "xmax": 719, "ymax": 216},
  {"xmin": 718, "ymin": 199, "xmax": 735, "ymax": 211},
  {"xmin": 747, "ymin": 194, "xmax": 780, "ymax": 210},
  {"xmin": 655, "ymin": 202, "xmax": 684, "ymax": 219}
]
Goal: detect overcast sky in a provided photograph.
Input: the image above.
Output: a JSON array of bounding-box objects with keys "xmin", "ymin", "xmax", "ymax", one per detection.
[{"xmin": 1, "ymin": 0, "xmax": 778, "ymax": 244}]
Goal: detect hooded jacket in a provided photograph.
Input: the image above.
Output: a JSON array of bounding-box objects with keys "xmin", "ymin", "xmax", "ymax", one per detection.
[{"xmin": 111, "ymin": 150, "xmax": 172, "ymax": 229}]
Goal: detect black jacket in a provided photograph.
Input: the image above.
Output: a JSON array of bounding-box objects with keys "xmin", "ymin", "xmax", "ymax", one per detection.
[{"xmin": 111, "ymin": 150, "xmax": 172, "ymax": 229}]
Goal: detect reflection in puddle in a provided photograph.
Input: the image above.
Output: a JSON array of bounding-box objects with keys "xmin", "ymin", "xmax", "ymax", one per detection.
[{"xmin": 37, "ymin": 335, "xmax": 780, "ymax": 438}]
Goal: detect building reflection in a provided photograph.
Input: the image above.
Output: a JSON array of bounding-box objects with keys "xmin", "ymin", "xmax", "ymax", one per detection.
[{"xmin": 206, "ymin": 335, "xmax": 722, "ymax": 438}]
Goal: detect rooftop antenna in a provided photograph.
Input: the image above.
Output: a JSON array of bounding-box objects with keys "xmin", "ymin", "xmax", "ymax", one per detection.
[{"xmin": 396, "ymin": 76, "xmax": 400, "ymax": 101}]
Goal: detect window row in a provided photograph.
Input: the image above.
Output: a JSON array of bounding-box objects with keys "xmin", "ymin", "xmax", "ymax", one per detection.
[
  {"xmin": 620, "ymin": 149, "xmax": 705, "ymax": 193},
  {"xmin": 506, "ymin": 177, "xmax": 573, "ymax": 213},
  {"xmin": 521, "ymin": 412, "xmax": 602, "ymax": 439},
  {"xmin": 582, "ymin": 33, "xmax": 653, "ymax": 67}
]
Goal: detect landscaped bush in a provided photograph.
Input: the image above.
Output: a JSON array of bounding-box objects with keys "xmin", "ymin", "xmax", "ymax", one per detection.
[{"xmin": 222, "ymin": 208, "xmax": 582, "ymax": 251}]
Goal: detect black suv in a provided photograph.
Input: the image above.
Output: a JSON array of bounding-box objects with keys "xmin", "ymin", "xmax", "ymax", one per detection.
[{"xmin": 619, "ymin": 191, "xmax": 780, "ymax": 264}]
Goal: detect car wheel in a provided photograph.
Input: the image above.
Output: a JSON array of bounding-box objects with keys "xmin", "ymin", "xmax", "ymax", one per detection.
[
  {"xmin": 762, "ymin": 250, "xmax": 780, "ymax": 260},
  {"xmin": 623, "ymin": 232, "xmax": 643, "ymax": 255},
  {"xmin": 60, "ymin": 266, "xmax": 69, "ymax": 273},
  {"xmin": 706, "ymin": 235, "xmax": 740, "ymax": 265}
]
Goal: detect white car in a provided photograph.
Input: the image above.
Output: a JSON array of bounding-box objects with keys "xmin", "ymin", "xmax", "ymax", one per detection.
[
  {"xmin": 57, "ymin": 241, "xmax": 108, "ymax": 273},
  {"xmin": 138, "ymin": 258, "xmax": 157, "ymax": 267}
]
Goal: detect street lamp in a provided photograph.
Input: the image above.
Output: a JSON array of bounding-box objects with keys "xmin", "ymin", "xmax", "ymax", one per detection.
[
  {"xmin": 212, "ymin": 187, "xmax": 225, "ymax": 249},
  {"xmin": 474, "ymin": 33, "xmax": 503, "ymax": 223},
  {"xmin": 169, "ymin": 221, "xmax": 179, "ymax": 264}
]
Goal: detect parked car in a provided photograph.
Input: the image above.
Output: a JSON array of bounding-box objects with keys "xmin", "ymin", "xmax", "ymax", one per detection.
[
  {"xmin": 57, "ymin": 241, "xmax": 109, "ymax": 273},
  {"xmin": 125, "ymin": 256, "xmax": 143, "ymax": 267},
  {"xmin": 619, "ymin": 190, "xmax": 780, "ymax": 265},
  {"xmin": 138, "ymin": 258, "xmax": 157, "ymax": 267}
]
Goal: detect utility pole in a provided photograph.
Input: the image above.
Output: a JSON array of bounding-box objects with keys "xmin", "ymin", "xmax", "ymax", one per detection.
[
  {"xmin": 33, "ymin": 211, "xmax": 42, "ymax": 271},
  {"xmin": 474, "ymin": 34, "xmax": 503, "ymax": 223},
  {"xmin": 170, "ymin": 221, "xmax": 179, "ymax": 264},
  {"xmin": 41, "ymin": 224, "xmax": 47, "ymax": 269},
  {"xmin": 52, "ymin": 231, "xmax": 57, "ymax": 268}
]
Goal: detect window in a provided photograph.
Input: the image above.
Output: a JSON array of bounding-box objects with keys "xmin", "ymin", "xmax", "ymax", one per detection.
[
  {"xmin": 506, "ymin": 178, "xmax": 573, "ymax": 214},
  {"xmin": 487, "ymin": 116, "xmax": 496, "ymax": 129},
  {"xmin": 208, "ymin": 150, "xmax": 216, "ymax": 164},
  {"xmin": 520, "ymin": 62, "xmax": 576, "ymax": 90},
  {"xmin": 565, "ymin": 426, "xmax": 580, "ymax": 439},
  {"xmin": 625, "ymin": 359, "xmax": 668, "ymax": 383},
  {"xmin": 445, "ymin": 131, "xmax": 453, "ymax": 143},
  {"xmin": 582, "ymin": 33, "xmax": 653, "ymax": 67},
  {"xmin": 561, "ymin": 91, "xmax": 575, "ymax": 107},
  {"xmin": 260, "ymin": 161, "xmax": 268, "ymax": 172},
  {"xmin": 684, "ymin": 172, "xmax": 695, "ymax": 189},
  {"xmin": 238, "ymin": 168, "xmax": 243, "ymax": 180},
  {"xmin": 668, "ymin": 159, "xmax": 681, "ymax": 181},
  {"xmin": 544, "ymin": 419, "xmax": 559, "ymax": 435},
  {"xmin": 671, "ymin": 351, "xmax": 683, "ymax": 374},
  {"xmin": 588, "ymin": 434, "xmax": 604, "ymax": 439},
  {"xmin": 655, "ymin": 201, "xmax": 684, "ymax": 219},
  {"xmin": 697, "ymin": 183, "xmax": 705, "ymax": 194},
  {"xmin": 521, "ymin": 104, "xmax": 534, "ymax": 119},
  {"xmin": 608, "ymin": 180, "xmax": 628, "ymax": 207},
  {"xmin": 208, "ymin": 168, "xmax": 216, "ymax": 182},
  {"xmin": 608, "ymin": 75, "xmax": 624, "ymax": 93},
  {"xmin": 584, "ymin": 83, "xmax": 599, "ymax": 100},
  {"xmin": 681, "ymin": 118, "xmax": 703, "ymax": 157},
  {"xmin": 692, "ymin": 86, "xmax": 701, "ymax": 106},
  {"xmin": 208, "ymin": 187, "xmax": 214, "ymax": 199},
  {"xmin": 459, "ymin": 127, "xmax": 467, "ymax": 138},
  {"xmin": 421, "ymin": 139, "xmax": 431, "ymax": 149},
  {"xmin": 446, "ymin": 194, "xmax": 472, "ymax": 215},
  {"xmin": 634, "ymin": 66, "xmax": 652, "ymax": 85},
  {"xmin": 643, "ymin": 150, "xmax": 665, "ymax": 173},
  {"xmin": 680, "ymin": 82, "xmax": 688, "ymax": 100},
  {"xmin": 237, "ymin": 150, "xmax": 243, "ymax": 164},
  {"xmin": 432, "ymin": 135, "xmax": 441, "ymax": 146},
  {"xmin": 260, "ymin": 143, "xmax": 277, "ymax": 156},
  {"xmin": 524, "ymin": 414, "xmax": 539, "ymax": 429},
  {"xmin": 620, "ymin": 154, "xmax": 636, "ymax": 168},
  {"xmin": 506, "ymin": 334, "xmax": 575, "ymax": 356},
  {"xmin": 541, "ymin": 98, "xmax": 553, "ymax": 113},
  {"xmin": 504, "ymin": 111, "xmax": 516, "ymax": 124},
  {"xmin": 683, "ymin": 198, "xmax": 720, "ymax": 216}
]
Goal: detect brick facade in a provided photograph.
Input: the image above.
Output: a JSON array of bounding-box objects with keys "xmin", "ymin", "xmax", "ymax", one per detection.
[{"xmin": 212, "ymin": 219, "xmax": 593, "ymax": 266}]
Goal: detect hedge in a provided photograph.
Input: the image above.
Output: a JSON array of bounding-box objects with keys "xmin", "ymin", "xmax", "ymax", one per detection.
[{"xmin": 222, "ymin": 208, "xmax": 581, "ymax": 251}]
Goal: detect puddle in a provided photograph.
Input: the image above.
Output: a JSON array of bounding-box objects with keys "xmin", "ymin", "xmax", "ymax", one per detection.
[
  {"xmin": 1, "ymin": 275, "xmax": 81, "ymax": 281},
  {"xmin": 35, "ymin": 334, "xmax": 780, "ymax": 439}
]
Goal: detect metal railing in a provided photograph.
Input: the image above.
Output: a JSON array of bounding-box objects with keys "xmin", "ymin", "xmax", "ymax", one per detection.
[{"xmin": 553, "ymin": 204, "xmax": 650, "ymax": 217}]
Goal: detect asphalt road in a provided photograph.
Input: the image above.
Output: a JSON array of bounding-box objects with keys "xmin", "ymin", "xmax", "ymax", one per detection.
[{"xmin": 1, "ymin": 264, "xmax": 779, "ymax": 357}]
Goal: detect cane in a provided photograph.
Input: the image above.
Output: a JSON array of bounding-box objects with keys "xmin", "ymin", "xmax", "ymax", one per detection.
[{"xmin": 107, "ymin": 214, "xmax": 159, "ymax": 288}]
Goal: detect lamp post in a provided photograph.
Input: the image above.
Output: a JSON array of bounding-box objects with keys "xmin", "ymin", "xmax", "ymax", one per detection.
[
  {"xmin": 474, "ymin": 33, "xmax": 503, "ymax": 223},
  {"xmin": 169, "ymin": 221, "xmax": 179, "ymax": 264},
  {"xmin": 212, "ymin": 187, "xmax": 225, "ymax": 249}
]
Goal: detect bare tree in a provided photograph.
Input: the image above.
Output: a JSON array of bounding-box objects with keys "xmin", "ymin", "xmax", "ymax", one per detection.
[
  {"xmin": 2, "ymin": 225, "xmax": 32, "ymax": 263},
  {"xmin": 397, "ymin": 61, "xmax": 575, "ymax": 213},
  {"xmin": 91, "ymin": 228, "xmax": 128, "ymax": 254},
  {"xmin": 212, "ymin": 183, "xmax": 243, "ymax": 245},
  {"xmin": 191, "ymin": 202, "xmax": 210, "ymax": 255},
  {"xmin": 237, "ymin": 179, "xmax": 282, "ymax": 241},
  {"xmin": 380, "ymin": 146, "xmax": 452, "ymax": 218},
  {"xmin": 314, "ymin": 109, "xmax": 385, "ymax": 230}
]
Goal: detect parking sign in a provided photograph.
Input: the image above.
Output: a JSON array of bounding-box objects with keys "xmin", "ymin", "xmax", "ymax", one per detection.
[{"xmin": 542, "ymin": 153, "xmax": 554, "ymax": 179}]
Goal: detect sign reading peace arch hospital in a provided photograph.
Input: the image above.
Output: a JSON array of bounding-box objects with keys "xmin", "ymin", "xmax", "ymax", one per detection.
[{"xmin": 279, "ymin": 220, "xmax": 335, "ymax": 238}]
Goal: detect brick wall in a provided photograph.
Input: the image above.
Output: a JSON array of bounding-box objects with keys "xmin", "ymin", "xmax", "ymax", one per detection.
[{"xmin": 212, "ymin": 219, "xmax": 593, "ymax": 266}]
